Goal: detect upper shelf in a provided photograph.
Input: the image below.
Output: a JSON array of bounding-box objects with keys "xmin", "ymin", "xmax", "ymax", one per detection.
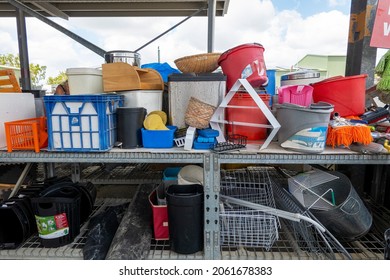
[{"xmin": 1, "ymin": 142, "xmax": 390, "ymax": 164}]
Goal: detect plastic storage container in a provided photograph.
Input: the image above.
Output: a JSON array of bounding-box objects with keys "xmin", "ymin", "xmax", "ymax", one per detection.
[
  {"xmin": 277, "ymin": 85, "xmax": 313, "ymax": 107},
  {"xmin": 281, "ymin": 70, "xmax": 322, "ymax": 86},
  {"xmin": 225, "ymin": 93, "xmax": 270, "ymax": 142},
  {"xmin": 120, "ymin": 90, "xmax": 163, "ymax": 114},
  {"xmin": 117, "ymin": 107, "xmax": 146, "ymax": 148},
  {"xmin": 0, "ymin": 197, "xmax": 37, "ymax": 249},
  {"xmin": 168, "ymin": 73, "xmax": 226, "ymax": 129},
  {"xmin": 149, "ymin": 188, "xmax": 169, "ymax": 240},
  {"xmin": 265, "ymin": 69, "xmax": 276, "ymax": 105},
  {"xmin": 166, "ymin": 184, "xmax": 204, "ymax": 254},
  {"xmin": 141, "ymin": 126, "xmax": 177, "ymax": 148},
  {"xmin": 311, "ymin": 74, "xmax": 367, "ymax": 117},
  {"xmin": 66, "ymin": 68, "xmax": 104, "ymax": 94},
  {"xmin": 4, "ymin": 117, "xmax": 48, "ymax": 153},
  {"xmin": 31, "ymin": 186, "xmax": 81, "ymax": 248},
  {"xmin": 44, "ymin": 94, "xmax": 123, "ymax": 152},
  {"xmin": 276, "ymin": 102, "xmax": 334, "ymax": 153},
  {"xmin": 218, "ymin": 43, "xmax": 268, "ymax": 91}
]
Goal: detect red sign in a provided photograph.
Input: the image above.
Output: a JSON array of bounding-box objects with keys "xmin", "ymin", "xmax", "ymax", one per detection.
[{"xmin": 370, "ymin": 0, "xmax": 390, "ymax": 48}]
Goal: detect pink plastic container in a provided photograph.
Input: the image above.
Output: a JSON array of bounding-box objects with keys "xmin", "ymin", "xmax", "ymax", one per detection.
[
  {"xmin": 278, "ymin": 85, "xmax": 313, "ymax": 106},
  {"xmin": 218, "ymin": 43, "xmax": 268, "ymax": 91}
]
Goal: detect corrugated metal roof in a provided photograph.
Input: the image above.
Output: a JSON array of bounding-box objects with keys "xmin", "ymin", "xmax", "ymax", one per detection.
[{"xmin": 0, "ymin": 0, "xmax": 229, "ymax": 17}]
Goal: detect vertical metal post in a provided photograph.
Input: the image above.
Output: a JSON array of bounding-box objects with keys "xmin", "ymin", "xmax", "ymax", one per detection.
[
  {"xmin": 346, "ymin": 0, "xmax": 378, "ymax": 87},
  {"xmin": 207, "ymin": 0, "xmax": 216, "ymax": 53},
  {"xmin": 15, "ymin": 8, "xmax": 31, "ymax": 90}
]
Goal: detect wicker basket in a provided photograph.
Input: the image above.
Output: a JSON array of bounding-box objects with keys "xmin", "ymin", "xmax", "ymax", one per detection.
[
  {"xmin": 174, "ymin": 53, "xmax": 221, "ymax": 73},
  {"xmin": 185, "ymin": 97, "xmax": 216, "ymax": 129}
]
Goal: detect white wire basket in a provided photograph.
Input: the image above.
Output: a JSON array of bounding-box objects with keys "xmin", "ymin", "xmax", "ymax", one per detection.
[
  {"xmin": 287, "ymin": 168, "xmax": 339, "ymax": 210},
  {"xmin": 219, "ymin": 167, "xmax": 280, "ymax": 250}
]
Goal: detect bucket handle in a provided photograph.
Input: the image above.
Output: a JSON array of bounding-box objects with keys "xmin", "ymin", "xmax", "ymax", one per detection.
[{"xmin": 340, "ymin": 196, "xmax": 360, "ymax": 215}]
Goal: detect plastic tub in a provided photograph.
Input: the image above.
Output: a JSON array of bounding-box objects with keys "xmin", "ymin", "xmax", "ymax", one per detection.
[
  {"xmin": 120, "ymin": 90, "xmax": 163, "ymax": 114},
  {"xmin": 276, "ymin": 102, "xmax": 334, "ymax": 153},
  {"xmin": 66, "ymin": 68, "xmax": 103, "ymax": 94},
  {"xmin": 141, "ymin": 126, "xmax": 177, "ymax": 148},
  {"xmin": 225, "ymin": 93, "xmax": 270, "ymax": 142},
  {"xmin": 311, "ymin": 74, "xmax": 367, "ymax": 117},
  {"xmin": 218, "ymin": 43, "xmax": 268, "ymax": 91}
]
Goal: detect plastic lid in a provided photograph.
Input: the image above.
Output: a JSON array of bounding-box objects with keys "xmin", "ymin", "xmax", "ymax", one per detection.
[
  {"xmin": 66, "ymin": 68, "xmax": 102, "ymax": 76},
  {"xmin": 281, "ymin": 70, "xmax": 320, "ymax": 81},
  {"xmin": 168, "ymin": 72, "xmax": 226, "ymax": 82}
]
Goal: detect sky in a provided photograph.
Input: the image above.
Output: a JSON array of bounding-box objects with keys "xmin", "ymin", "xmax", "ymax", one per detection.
[{"xmin": 0, "ymin": 0, "xmax": 386, "ymax": 85}]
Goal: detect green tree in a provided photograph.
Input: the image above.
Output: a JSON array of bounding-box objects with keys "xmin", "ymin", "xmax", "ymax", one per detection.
[
  {"xmin": 47, "ymin": 72, "xmax": 68, "ymax": 85},
  {"xmin": 0, "ymin": 53, "xmax": 46, "ymax": 88}
]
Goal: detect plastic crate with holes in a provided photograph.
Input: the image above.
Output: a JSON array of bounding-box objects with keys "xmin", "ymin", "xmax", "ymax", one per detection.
[{"xmin": 44, "ymin": 94, "xmax": 123, "ymax": 152}]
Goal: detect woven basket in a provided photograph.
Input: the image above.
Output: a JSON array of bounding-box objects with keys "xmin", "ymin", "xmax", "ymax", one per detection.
[
  {"xmin": 174, "ymin": 53, "xmax": 221, "ymax": 73},
  {"xmin": 185, "ymin": 97, "xmax": 216, "ymax": 129}
]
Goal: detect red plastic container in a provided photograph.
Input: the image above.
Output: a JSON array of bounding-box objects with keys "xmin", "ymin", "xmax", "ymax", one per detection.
[
  {"xmin": 218, "ymin": 43, "xmax": 268, "ymax": 91},
  {"xmin": 225, "ymin": 93, "xmax": 270, "ymax": 142},
  {"xmin": 311, "ymin": 74, "xmax": 367, "ymax": 117}
]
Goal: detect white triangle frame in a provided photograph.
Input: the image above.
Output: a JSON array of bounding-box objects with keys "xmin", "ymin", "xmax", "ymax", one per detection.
[{"xmin": 210, "ymin": 78, "xmax": 280, "ymax": 150}]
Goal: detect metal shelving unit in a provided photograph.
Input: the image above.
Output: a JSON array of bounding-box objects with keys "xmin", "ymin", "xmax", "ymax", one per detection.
[{"xmin": 1, "ymin": 147, "xmax": 389, "ymax": 260}]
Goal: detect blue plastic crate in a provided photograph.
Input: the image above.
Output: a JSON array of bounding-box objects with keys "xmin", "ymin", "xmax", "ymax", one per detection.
[
  {"xmin": 141, "ymin": 126, "xmax": 177, "ymax": 148},
  {"xmin": 44, "ymin": 94, "xmax": 123, "ymax": 152}
]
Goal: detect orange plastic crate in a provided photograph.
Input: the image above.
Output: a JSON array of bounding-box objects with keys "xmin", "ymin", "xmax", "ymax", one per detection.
[{"xmin": 4, "ymin": 117, "xmax": 48, "ymax": 153}]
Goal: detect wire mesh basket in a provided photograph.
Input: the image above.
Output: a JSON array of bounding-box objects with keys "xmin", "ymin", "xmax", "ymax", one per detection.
[
  {"xmin": 219, "ymin": 167, "xmax": 280, "ymax": 250},
  {"xmin": 269, "ymin": 167, "xmax": 351, "ymax": 260}
]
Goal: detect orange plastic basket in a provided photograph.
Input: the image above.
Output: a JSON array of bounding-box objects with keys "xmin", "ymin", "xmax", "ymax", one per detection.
[{"xmin": 4, "ymin": 117, "xmax": 48, "ymax": 153}]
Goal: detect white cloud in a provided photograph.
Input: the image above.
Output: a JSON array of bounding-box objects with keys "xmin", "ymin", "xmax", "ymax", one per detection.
[{"xmin": 0, "ymin": 0, "xmax": 379, "ymax": 82}]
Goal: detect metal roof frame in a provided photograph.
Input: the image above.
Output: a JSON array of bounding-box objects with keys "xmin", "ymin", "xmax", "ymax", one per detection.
[{"xmin": 2, "ymin": 0, "xmax": 230, "ymax": 89}]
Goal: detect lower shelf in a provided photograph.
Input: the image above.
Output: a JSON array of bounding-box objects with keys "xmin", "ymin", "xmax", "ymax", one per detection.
[{"xmin": 0, "ymin": 198, "xmax": 131, "ymax": 260}]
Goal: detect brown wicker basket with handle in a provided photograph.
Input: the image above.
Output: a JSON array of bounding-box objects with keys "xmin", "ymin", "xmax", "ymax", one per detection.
[
  {"xmin": 185, "ymin": 97, "xmax": 216, "ymax": 129},
  {"xmin": 174, "ymin": 53, "xmax": 221, "ymax": 73}
]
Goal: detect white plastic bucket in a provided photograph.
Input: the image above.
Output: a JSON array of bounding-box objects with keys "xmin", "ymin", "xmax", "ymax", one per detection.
[
  {"xmin": 120, "ymin": 90, "xmax": 163, "ymax": 114},
  {"xmin": 66, "ymin": 68, "xmax": 103, "ymax": 94}
]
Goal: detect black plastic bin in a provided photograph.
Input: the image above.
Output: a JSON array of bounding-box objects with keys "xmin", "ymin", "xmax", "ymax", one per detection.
[
  {"xmin": 116, "ymin": 107, "xmax": 146, "ymax": 148},
  {"xmin": 166, "ymin": 184, "xmax": 204, "ymax": 254},
  {"xmin": 0, "ymin": 196, "xmax": 36, "ymax": 249},
  {"xmin": 31, "ymin": 186, "xmax": 81, "ymax": 248}
]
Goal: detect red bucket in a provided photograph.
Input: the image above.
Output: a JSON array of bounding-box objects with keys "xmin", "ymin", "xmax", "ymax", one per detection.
[
  {"xmin": 311, "ymin": 74, "xmax": 367, "ymax": 117},
  {"xmin": 218, "ymin": 43, "xmax": 268, "ymax": 92},
  {"xmin": 225, "ymin": 93, "xmax": 270, "ymax": 142}
]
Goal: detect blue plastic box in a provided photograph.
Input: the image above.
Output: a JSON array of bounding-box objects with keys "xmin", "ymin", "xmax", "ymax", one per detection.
[
  {"xmin": 141, "ymin": 126, "xmax": 177, "ymax": 148},
  {"xmin": 44, "ymin": 94, "xmax": 123, "ymax": 152}
]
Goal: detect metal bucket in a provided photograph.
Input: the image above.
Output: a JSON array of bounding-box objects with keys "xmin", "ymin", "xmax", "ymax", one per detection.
[
  {"xmin": 310, "ymin": 171, "xmax": 372, "ymax": 242},
  {"xmin": 104, "ymin": 50, "xmax": 141, "ymax": 66}
]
